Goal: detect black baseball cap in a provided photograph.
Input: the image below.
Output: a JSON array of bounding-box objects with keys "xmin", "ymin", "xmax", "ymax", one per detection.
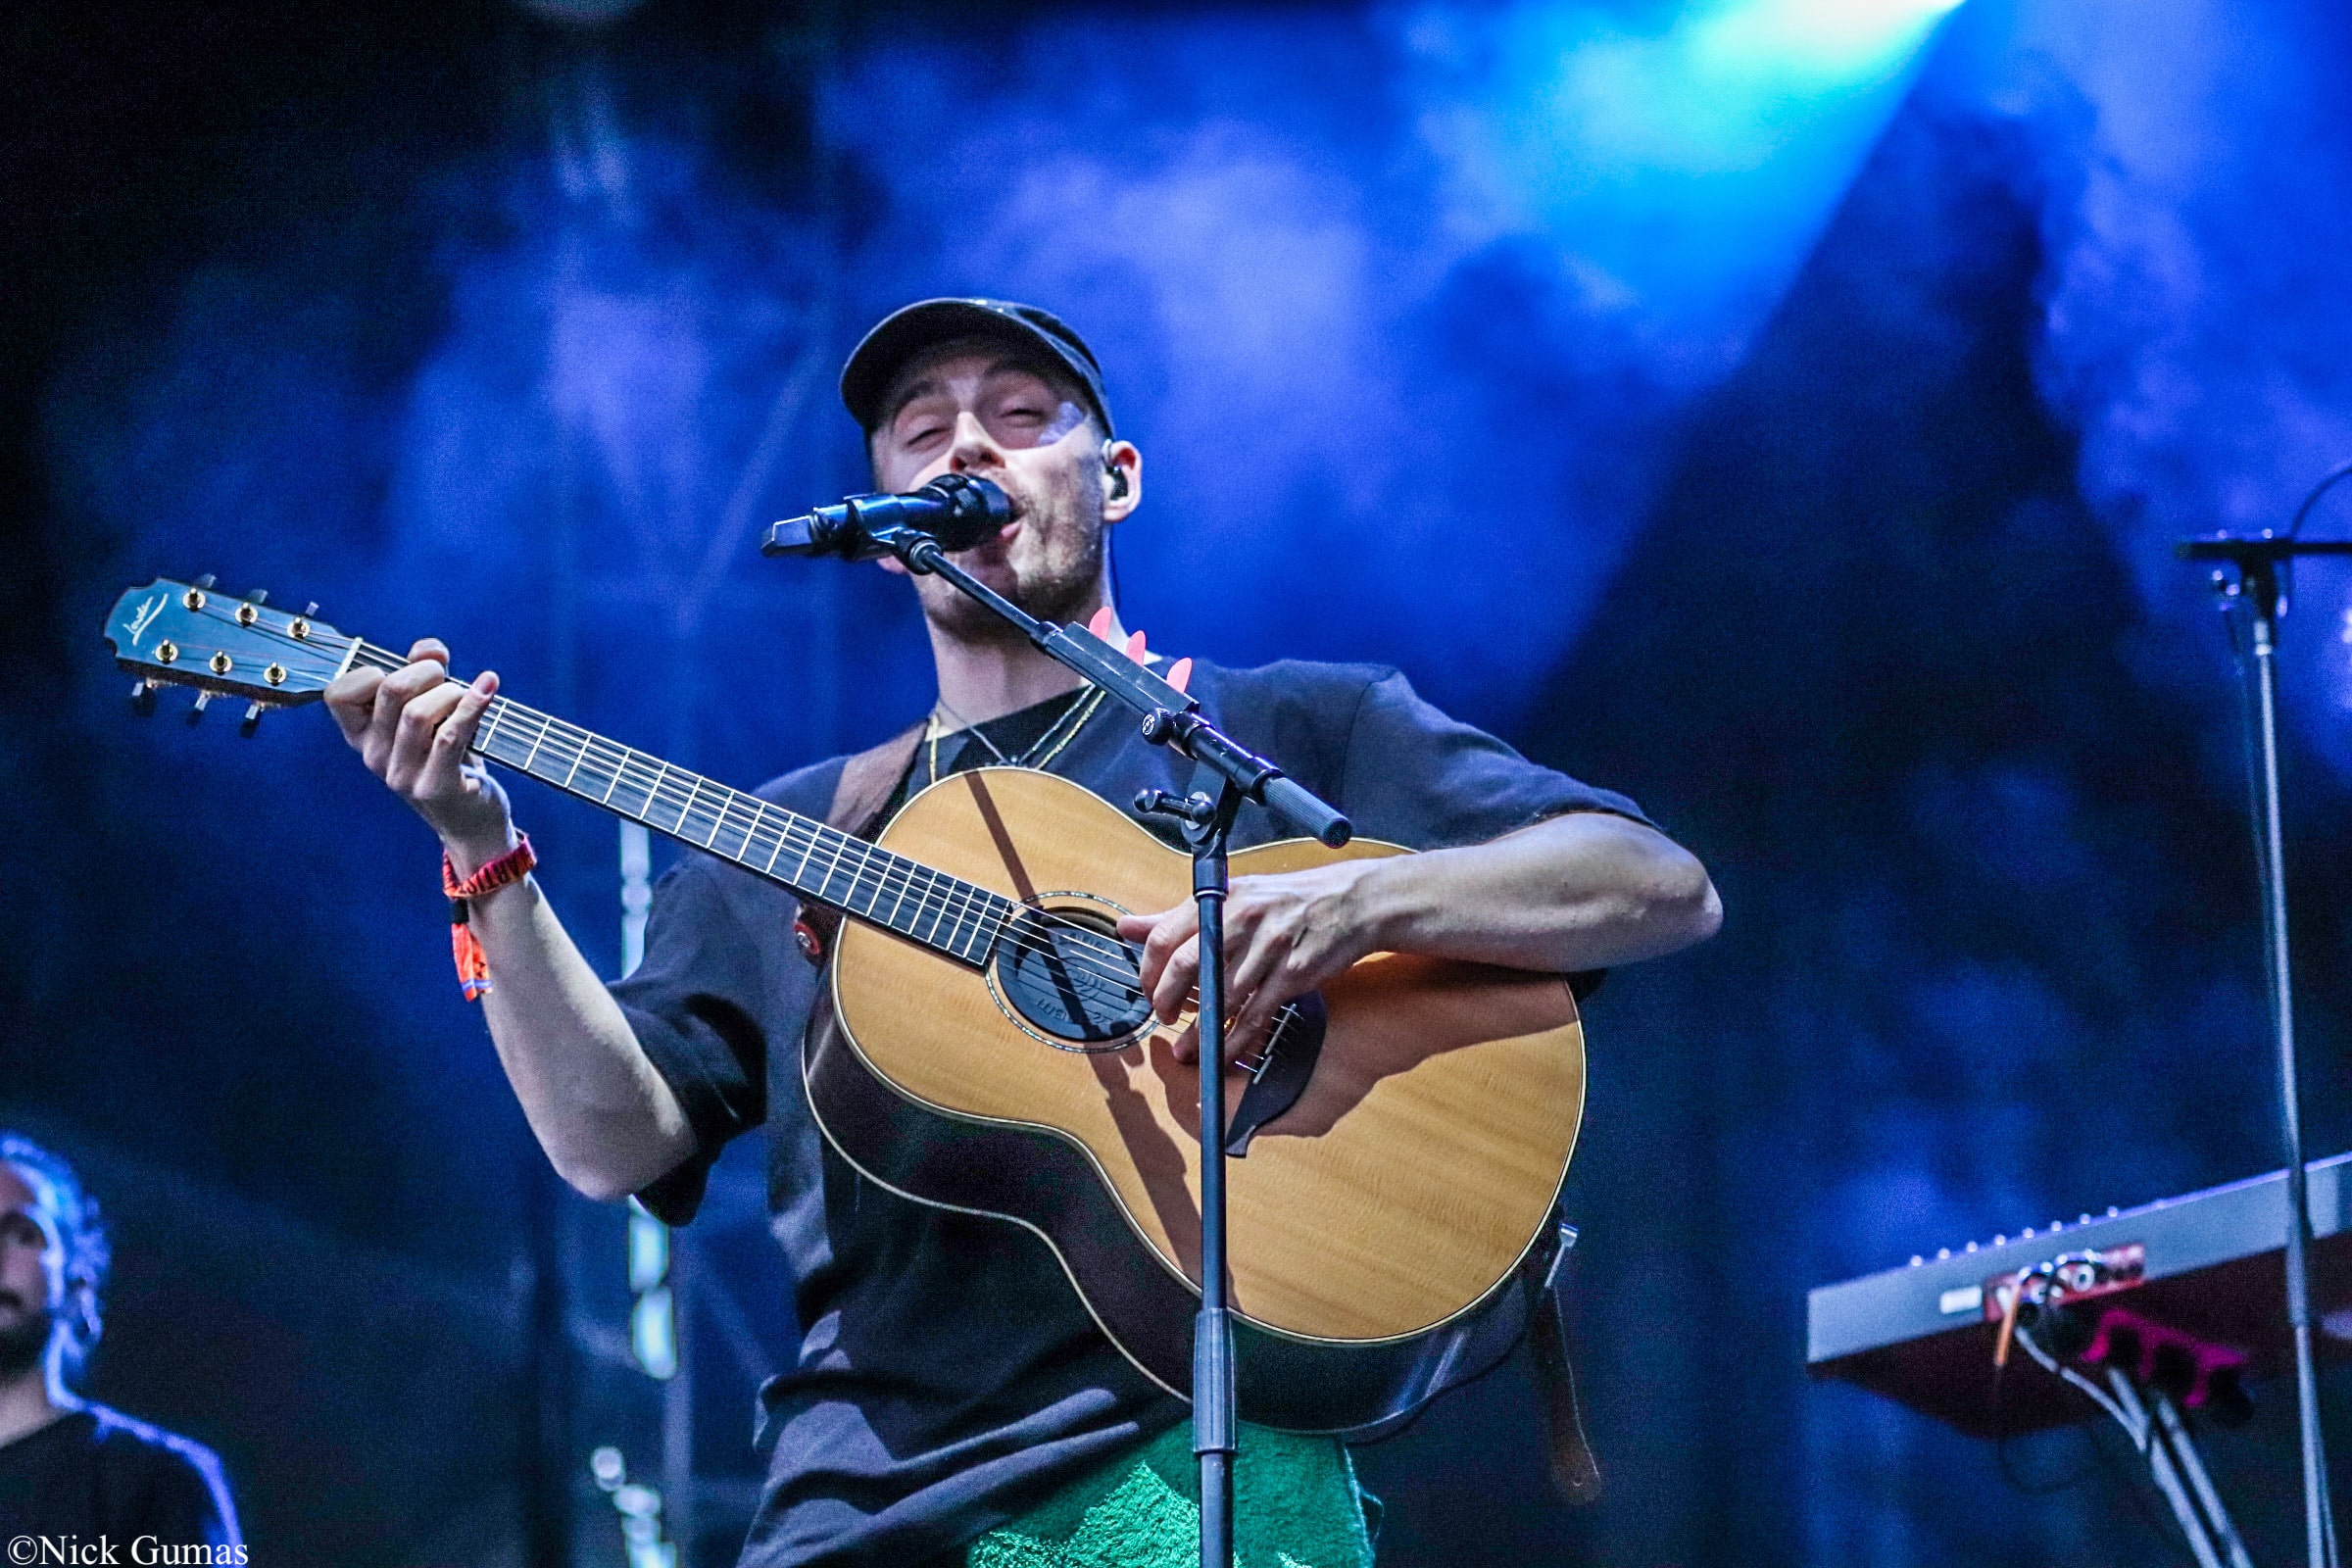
[{"xmin": 840, "ymin": 298, "xmax": 1114, "ymax": 439}]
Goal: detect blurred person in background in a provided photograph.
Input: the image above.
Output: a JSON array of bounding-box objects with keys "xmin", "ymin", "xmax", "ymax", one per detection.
[{"xmin": 0, "ymin": 1133, "xmax": 240, "ymax": 1549}]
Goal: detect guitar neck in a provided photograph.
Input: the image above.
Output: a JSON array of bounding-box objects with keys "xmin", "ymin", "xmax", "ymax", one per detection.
[{"xmin": 342, "ymin": 641, "xmax": 1008, "ymax": 968}]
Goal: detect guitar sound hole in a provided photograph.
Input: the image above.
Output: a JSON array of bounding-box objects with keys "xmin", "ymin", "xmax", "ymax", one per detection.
[{"xmin": 992, "ymin": 901, "xmax": 1154, "ymax": 1051}]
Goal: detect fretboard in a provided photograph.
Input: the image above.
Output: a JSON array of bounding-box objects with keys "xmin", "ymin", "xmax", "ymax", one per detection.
[{"xmin": 346, "ymin": 641, "xmax": 1010, "ymax": 967}]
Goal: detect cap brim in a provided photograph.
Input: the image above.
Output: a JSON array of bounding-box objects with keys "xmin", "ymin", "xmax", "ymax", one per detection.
[{"xmin": 840, "ymin": 299, "xmax": 1110, "ymax": 435}]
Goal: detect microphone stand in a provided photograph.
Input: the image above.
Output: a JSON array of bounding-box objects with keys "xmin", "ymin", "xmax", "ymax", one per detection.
[
  {"xmin": 808, "ymin": 517, "xmax": 1351, "ymax": 1568},
  {"xmin": 2177, "ymin": 532, "xmax": 2352, "ymax": 1568}
]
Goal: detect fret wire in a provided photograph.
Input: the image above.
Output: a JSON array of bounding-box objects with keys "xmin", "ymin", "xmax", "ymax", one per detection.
[
  {"xmin": 954, "ymin": 887, "xmax": 1002, "ymax": 961},
  {"xmin": 811, "ymin": 822, "xmax": 884, "ymax": 911},
  {"xmin": 913, "ymin": 866, "xmax": 956, "ymax": 948},
  {"xmin": 701, "ymin": 792, "xmax": 734, "ymax": 854},
  {"xmin": 776, "ymin": 814, "xmax": 834, "ymax": 890},
  {"xmin": 713, "ymin": 791, "xmax": 754, "ymax": 858},
  {"xmin": 599, "ymin": 743, "xmax": 626, "ymax": 804},
  {"xmin": 832, "ymin": 830, "xmax": 884, "ymax": 914},
  {"xmin": 861, "ymin": 842, "xmax": 937, "ymax": 926},
  {"xmin": 909, "ymin": 863, "xmax": 967, "ymax": 948},
  {"xmin": 951, "ymin": 878, "xmax": 1007, "ymax": 960},
  {"xmin": 735, "ymin": 798, "xmax": 776, "ymax": 865},
  {"xmin": 519, "ymin": 708, "xmax": 552, "ymax": 771},
  {"xmin": 832, "ymin": 833, "xmax": 888, "ymax": 911},
  {"xmin": 807, "ymin": 819, "xmax": 854, "ymax": 905},
  {"xmin": 787, "ymin": 809, "xmax": 824, "ymax": 885},
  {"xmin": 558, "ymin": 728, "xmax": 588, "ymax": 789},
  {"xmin": 856, "ymin": 838, "xmax": 919, "ymax": 924},
  {"xmin": 842, "ymin": 834, "xmax": 910, "ymax": 918},
  {"xmin": 756, "ymin": 809, "xmax": 800, "ymax": 868},
  {"xmin": 938, "ymin": 866, "xmax": 991, "ymax": 946},
  {"xmin": 924, "ymin": 865, "xmax": 974, "ymax": 952},
  {"xmin": 829, "ymin": 831, "xmax": 875, "ymax": 909},
  {"xmin": 876, "ymin": 845, "xmax": 932, "ymax": 931},
  {"xmin": 870, "ymin": 846, "xmax": 935, "ymax": 924},
  {"xmin": 617, "ymin": 748, "xmax": 676, "ymax": 823}
]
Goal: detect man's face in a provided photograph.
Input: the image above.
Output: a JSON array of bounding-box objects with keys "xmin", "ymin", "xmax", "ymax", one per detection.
[
  {"xmin": 0, "ymin": 1163, "xmax": 63, "ymax": 1377},
  {"xmin": 868, "ymin": 343, "xmax": 1139, "ymax": 639}
]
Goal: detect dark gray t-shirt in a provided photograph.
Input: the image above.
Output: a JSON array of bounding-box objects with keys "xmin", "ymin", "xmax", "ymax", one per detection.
[
  {"xmin": 0, "ymin": 1405, "xmax": 240, "ymax": 1548},
  {"xmin": 611, "ymin": 660, "xmax": 1647, "ymax": 1567}
]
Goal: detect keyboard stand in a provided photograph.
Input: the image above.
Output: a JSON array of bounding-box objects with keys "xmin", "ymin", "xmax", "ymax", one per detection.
[{"xmin": 2012, "ymin": 1319, "xmax": 2254, "ymax": 1568}]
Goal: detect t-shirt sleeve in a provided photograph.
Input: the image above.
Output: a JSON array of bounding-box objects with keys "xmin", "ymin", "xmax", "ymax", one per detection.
[
  {"xmin": 1336, "ymin": 668, "xmax": 1652, "ymax": 851},
  {"xmin": 609, "ymin": 858, "xmax": 775, "ymax": 1225}
]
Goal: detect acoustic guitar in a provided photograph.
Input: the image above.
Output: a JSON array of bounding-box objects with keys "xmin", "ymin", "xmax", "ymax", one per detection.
[{"xmin": 104, "ymin": 577, "xmax": 1586, "ymax": 1433}]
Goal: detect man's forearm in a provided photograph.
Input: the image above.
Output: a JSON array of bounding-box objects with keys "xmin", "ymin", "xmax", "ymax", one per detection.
[
  {"xmin": 466, "ymin": 874, "xmax": 698, "ymax": 1201},
  {"xmin": 1346, "ymin": 811, "xmax": 1721, "ymax": 974}
]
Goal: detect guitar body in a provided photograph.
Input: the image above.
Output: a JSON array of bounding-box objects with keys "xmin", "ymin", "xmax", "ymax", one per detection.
[{"xmin": 807, "ymin": 766, "xmax": 1587, "ymax": 1433}]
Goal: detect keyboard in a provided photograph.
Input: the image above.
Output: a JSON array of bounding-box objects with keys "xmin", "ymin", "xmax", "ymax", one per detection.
[{"xmin": 1807, "ymin": 1152, "xmax": 2352, "ymax": 1435}]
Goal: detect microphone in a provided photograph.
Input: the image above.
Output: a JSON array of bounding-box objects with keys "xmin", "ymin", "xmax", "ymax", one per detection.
[{"xmin": 763, "ymin": 473, "xmax": 1013, "ymax": 561}]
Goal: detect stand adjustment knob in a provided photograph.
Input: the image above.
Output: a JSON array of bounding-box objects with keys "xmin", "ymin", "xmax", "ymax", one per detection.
[{"xmin": 1134, "ymin": 788, "xmax": 1215, "ymax": 826}]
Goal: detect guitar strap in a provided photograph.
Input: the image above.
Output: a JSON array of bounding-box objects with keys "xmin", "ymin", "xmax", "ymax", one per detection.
[
  {"xmin": 1523, "ymin": 1215, "xmax": 1605, "ymax": 1504},
  {"xmin": 792, "ymin": 721, "xmax": 927, "ymax": 963},
  {"xmin": 828, "ymin": 720, "xmax": 928, "ymax": 839}
]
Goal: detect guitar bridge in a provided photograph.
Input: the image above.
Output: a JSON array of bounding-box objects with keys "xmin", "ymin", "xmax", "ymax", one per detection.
[{"xmin": 1224, "ymin": 995, "xmax": 1327, "ymax": 1156}]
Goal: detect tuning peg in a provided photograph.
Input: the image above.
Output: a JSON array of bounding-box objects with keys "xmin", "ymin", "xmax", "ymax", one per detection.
[
  {"xmin": 242, "ymin": 589, "xmax": 269, "ymax": 607},
  {"xmin": 240, "ymin": 703, "xmax": 264, "ymax": 739},
  {"xmin": 302, "ymin": 602, "xmax": 318, "ymax": 616},
  {"xmin": 185, "ymin": 690, "xmax": 211, "ymax": 725},
  {"xmin": 191, "ymin": 573, "xmax": 218, "ymax": 591},
  {"xmin": 129, "ymin": 679, "xmax": 157, "ymax": 716}
]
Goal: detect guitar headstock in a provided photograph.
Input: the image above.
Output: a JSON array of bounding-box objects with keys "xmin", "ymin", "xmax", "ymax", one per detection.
[{"xmin": 104, "ymin": 577, "xmax": 353, "ymax": 734}]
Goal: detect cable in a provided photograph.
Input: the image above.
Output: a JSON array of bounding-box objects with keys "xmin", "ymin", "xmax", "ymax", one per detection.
[{"xmin": 2287, "ymin": 460, "xmax": 2352, "ymax": 537}]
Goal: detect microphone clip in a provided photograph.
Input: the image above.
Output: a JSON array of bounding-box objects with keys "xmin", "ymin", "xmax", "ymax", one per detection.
[{"xmin": 763, "ymin": 473, "xmax": 1012, "ymax": 562}]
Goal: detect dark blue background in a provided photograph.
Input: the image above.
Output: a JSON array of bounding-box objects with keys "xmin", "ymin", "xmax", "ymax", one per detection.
[{"xmin": 9, "ymin": 0, "xmax": 2352, "ymax": 1561}]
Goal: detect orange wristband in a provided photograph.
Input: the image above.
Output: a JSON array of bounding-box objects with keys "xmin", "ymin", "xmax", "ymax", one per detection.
[{"xmin": 443, "ymin": 834, "xmax": 535, "ymax": 1001}]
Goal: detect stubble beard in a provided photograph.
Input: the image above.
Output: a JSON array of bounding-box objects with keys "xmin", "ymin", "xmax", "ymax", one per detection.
[
  {"xmin": 0, "ymin": 1303, "xmax": 52, "ymax": 1378},
  {"xmin": 924, "ymin": 469, "xmax": 1106, "ymax": 646}
]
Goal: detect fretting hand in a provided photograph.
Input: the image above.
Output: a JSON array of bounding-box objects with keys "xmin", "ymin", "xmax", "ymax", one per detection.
[{"xmin": 325, "ymin": 637, "xmax": 515, "ymax": 876}]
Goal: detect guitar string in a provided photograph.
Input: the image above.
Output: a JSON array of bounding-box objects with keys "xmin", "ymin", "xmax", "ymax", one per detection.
[
  {"xmin": 326, "ymin": 637, "xmax": 1168, "ymax": 999},
  {"xmin": 173, "ymin": 609, "xmax": 1216, "ymax": 1008},
  {"xmin": 321, "ymin": 638, "xmax": 1170, "ymax": 994}
]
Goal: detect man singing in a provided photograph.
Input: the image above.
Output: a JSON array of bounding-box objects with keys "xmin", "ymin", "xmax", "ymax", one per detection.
[
  {"xmin": 0, "ymin": 1134, "xmax": 241, "ymax": 1549},
  {"xmin": 327, "ymin": 298, "xmax": 1720, "ymax": 1566}
]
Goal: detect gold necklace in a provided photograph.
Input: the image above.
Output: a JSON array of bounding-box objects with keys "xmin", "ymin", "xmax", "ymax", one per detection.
[{"xmin": 926, "ymin": 686, "xmax": 1108, "ymax": 786}]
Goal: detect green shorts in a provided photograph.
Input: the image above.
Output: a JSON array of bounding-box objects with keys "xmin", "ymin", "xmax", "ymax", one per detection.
[{"xmin": 966, "ymin": 1421, "xmax": 1377, "ymax": 1568}]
